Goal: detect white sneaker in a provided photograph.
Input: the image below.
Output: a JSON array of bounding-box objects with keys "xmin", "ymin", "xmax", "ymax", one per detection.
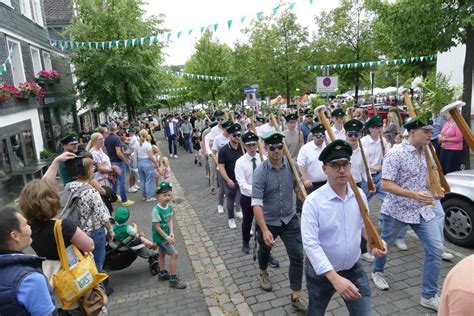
[
  {"xmin": 128, "ymin": 187, "xmax": 138, "ymax": 193},
  {"xmin": 235, "ymin": 211, "xmax": 243, "ymax": 220},
  {"xmin": 394, "ymin": 239, "xmax": 408, "ymax": 251},
  {"xmin": 360, "ymin": 252, "xmax": 375, "ymax": 263},
  {"xmin": 442, "ymin": 252, "xmax": 454, "ymax": 260},
  {"xmin": 217, "ymin": 205, "xmax": 224, "ymax": 214},
  {"xmin": 250, "ymin": 228, "xmax": 254, "ymax": 236},
  {"xmin": 174, "ymin": 155, "xmax": 178, "ymax": 158},
  {"xmin": 133, "ymin": 184, "xmax": 140, "ymax": 190},
  {"xmin": 371, "ymin": 272, "xmax": 389, "ymax": 291},
  {"xmin": 228, "ymin": 219, "xmax": 237, "ymax": 229},
  {"xmin": 420, "ymin": 294, "xmax": 440, "ymax": 311}
]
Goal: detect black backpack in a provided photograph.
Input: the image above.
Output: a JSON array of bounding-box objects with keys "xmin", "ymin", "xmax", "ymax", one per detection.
[{"xmin": 58, "ymin": 183, "xmax": 93, "ymax": 227}]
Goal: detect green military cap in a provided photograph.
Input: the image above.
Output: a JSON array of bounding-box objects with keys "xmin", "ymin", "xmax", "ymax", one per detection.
[
  {"xmin": 214, "ymin": 110, "xmax": 225, "ymax": 118},
  {"xmin": 304, "ymin": 109, "xmax": 314, "ymax": 117},
  {"xmin": 60, "ymin": 133, "xmax": 78, "ymax": 145},
  {"xmin": 221, "ymin": 120, "xmax": 233, "ymax": 129},
  {"xmin": 241, "ymin": 131, "xmax": 259, "ymax": 144},
  {"xmin": 310, "ymin": 124, "xmax": 326, "ymax": 134},
  {"xmin": 156, "ymin": 181, "xmax": 172, "ymax": 195},
  {"xmin": 256, "ymin": 115, "xmax": 266, "ymax": 123},
  {"xmin": 285, "ymin": 113, "xmax": 298, "ymax": 122},
  {"xmin": 344, "ymin": 119, "xmax": 364, "ymax": 132},
  {"xmin": 209, "ymin": 121, "xmax": 218, "ymax": 128},
  {"xmin": 261, "ymin": 131, "xmax": 285, "ymax": 145},
  {"xmin": 331, "ymin": 108, "xmax": 345, "ymax": 117},
  {"xmin": 403, "ymin": 113, "xmax": 433, "ymax": 131},
  {"xmin": 318, "ymin": 139, "xmax": 353, "ymax": 164},
  {"xmin": 226, "ymin": 123, "xmax": 242, "ymax": 134},
  {"xmin": 364, "ymin": 115, "xmax": 383, "ymax": 128}
]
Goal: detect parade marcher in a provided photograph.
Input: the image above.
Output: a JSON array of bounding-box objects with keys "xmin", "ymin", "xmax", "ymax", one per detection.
[
  {"xmin": 192, "ymin": 128, "xmax": 202, "ymax": 166},
  {"xmin": 301, "ymin": 140, "xmax": 387, "ymax": 316},
  {"xmin": 344, "ymin": 119, "xmax": 374, "ymax": 263},
  {"xmin": 58, "ymin": 133, "xmax": 79, "ymax": 185},
  {"xmin": 300, "ymin": 109, "xmax": 315, "ymax": 144},
  {"xmin": 206, "ymin": 110, "xmax": 226, "ymax": 195},
  {"xmin": 252, "ymin": 131, "xmax": 306, "ymax": 312},
  {"xmin": 282, "ymin": 113, "xmax": 303, "ymax": 160},
  {"xmin": 297, "ymin": 124, "xmax": 327, "ymax": 195},
  {"xmin": 218, "ymin": 123, "xmax": 244, "ymax": 229},
  {"xmin": 212, "ymin": 120, "xmax": 232, "ymax": 214},
  {"xmin": 254, "ymin": 115, "xmax": 266, "ymax": 136},
  {"xmin": 326, "ymin": 108, "xmax": 346, "ymax": 140},
  {"xmin": 257, "ymin": 116, "xmax": 277, "ymax": 137},
  {"xmin": 371, "ymin": 116, "xmax": 445, "ymax": 312},
  {"xmin": 201, "ymin": 120, "xmax": 215, "ymax": 180},
  {"xmin": 164, "ymin": 115, "xmax": 179, "ymax": 158},
  {"xmin": 180, "ymin": 116, "xmax": 193, "ymax": 154}
]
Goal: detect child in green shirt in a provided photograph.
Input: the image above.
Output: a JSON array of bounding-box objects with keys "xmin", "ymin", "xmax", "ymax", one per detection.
[{"xmin": 152, "ymin": 182, "xmax": 186, "ymax": 289}]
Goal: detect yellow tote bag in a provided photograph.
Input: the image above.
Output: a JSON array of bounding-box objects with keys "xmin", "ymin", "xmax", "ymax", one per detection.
[{"xmin": 52, "ymin": 220, "xmax": 109, "ymax": 309}]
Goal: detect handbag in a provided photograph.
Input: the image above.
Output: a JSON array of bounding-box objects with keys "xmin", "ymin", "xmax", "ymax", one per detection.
[
  {"xmin": 80, "ymin": 285, "xmax": 108, "ymax": 316},
  {"xmin": 52, "ymin": 220, "xmax": 109, "ymax": 309}
]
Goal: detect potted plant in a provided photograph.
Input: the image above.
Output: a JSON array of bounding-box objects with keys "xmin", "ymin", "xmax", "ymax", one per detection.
[
  {"xmin": 0, "ymin": 83, "xmax": 19, "ymax": 103},
  {"xmin": 35, "ymin": 70, "xmax": 63, "ymax": 84},
  {"xmin": 15, "ymin": 82, "xmax": 45, "ymax": 100}
]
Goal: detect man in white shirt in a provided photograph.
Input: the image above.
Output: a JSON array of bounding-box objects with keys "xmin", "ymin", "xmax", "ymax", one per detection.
[
  {"xmin": 301, "ymin": 139, "xmax": 387, "ymax": 315},
  {"xmin": 254, "ymin": 115, "xmax": 266, "ymax": 137},
  {"xmin": 360, "ymin": 116, "xmax": 388, "ymax": 202},
  {"xmin": 207, "ymin": 110, "xmax": 225, "ymax": 195},
  {"xmin": 325, "ymin": 108, "xmax": 346, "ymax": 141},
  {"xmin": 297, "ymin": 124, "xmax": 327, "ymax": 195},
  {"xmin": 258, "ymin": 118, "xmax": 277, "ymax": 137},
  {"xmin": 212, "ymin": 120, "xmax": 232, "ymax": 214}
]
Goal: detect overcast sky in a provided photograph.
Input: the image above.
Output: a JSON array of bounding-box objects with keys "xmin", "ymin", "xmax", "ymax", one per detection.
[{"xmin": 142, "ymin": 0, "xmax": 339, "ymax": 66}]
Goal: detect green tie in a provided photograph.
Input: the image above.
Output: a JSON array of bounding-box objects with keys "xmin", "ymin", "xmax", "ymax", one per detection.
[{"xmin": 252, "ymin": 157, "xmax": 257, "ymax": 171}]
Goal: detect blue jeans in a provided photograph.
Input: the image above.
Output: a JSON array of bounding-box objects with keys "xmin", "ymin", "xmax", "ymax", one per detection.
[
  {"xmin": 90, "ymin": 228, "xmax": 106, "ymax": 273},
  {"xmin": 306, "ymin": 260, "xmax": 371, "ymax": 316},
  {"xmin": 138, "ymin": 158, "xmax": 156, "ymax": 199},
  {"xmin": 373, "ymin": 212, "xmax": 443, "ymax": 299},
  {"xmin": 361, "ymin": 172, "xmax": 386, "ymax": 202},
  {"xmin": 111, "ymin": 161, "xmax": 128, "ymax": 202},
  {"xmin": 184, "ymin": 133, "xmax": 192, "ymax": 152}
]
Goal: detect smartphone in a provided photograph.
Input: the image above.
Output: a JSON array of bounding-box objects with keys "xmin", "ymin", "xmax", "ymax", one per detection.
[{"xmin": 65, "ymin": 156, "xmax": 86, "ymax": 178}]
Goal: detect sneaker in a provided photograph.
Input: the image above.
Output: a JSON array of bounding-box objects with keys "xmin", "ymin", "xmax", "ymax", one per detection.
[
  {"xmin": 174, "ymin": 155, "xmax": 178, "ymax": 158},
  {"xmin": 268, "ymin": 255, "xmax": 280, "ymax": 268},
  {"xmin": 169, "ymin": 277, "xmax": 186, "ymax": 289},
  {"xmin": 210, "ymin": 187, "xmax": 217, "ymax": 195},
  {"xmin": 114, "ymin": 197, "xmax": 122, "ymax": 204},
  {"xmin": 105, "ymin": 285, "xmax": 114, "ymax": 296},
  {"xmin": 442, "ymin": 252, "xmax": 454, "ymax": 260},
  {"xmin": 242, "ymin": 242, "xmax": 250, "ymax": 254},
  {"xmin": 199, "ymin": 162, "xmax": 202, "ymax": 166},
  {"xmin": 420, "ymin": 294, "xmax": 440, "ymax": 311},
  {"xmin": 133, "ymin": 184, "xmax": 140, "ymax": 190},
  {"xmin": 146, "ymin": 197, "xmax": 157, "ymax": 202},
  {"xmin": 158, "ymin": 271, "xmax": 170, "ymax": 281},
  {"xmin": 217, "ymin": 205, "xmax": 224, "ymax": 214},
  {"xmin": 128, "ymin": 187, "xmax": 138, "ymax": 193},
  {"xmin": 235, "ymin": 211, "xmax": 243, "ymax": 220},
  {"xmin": 260, "ymin": 271, "xmax": 272, "ymax": 292},
  {"xmin": 360, "ymin": 252, "xmax": 375, "ymax": 263},
  {"xmin": 394, "ymin": 239, "xmax": 408, "ymax": 251},
  {"xmin": 122, "ymin": 200, "xmax": 135, "ymax": 207},
  {"xmin": 250, "ymin": 228, "xmax": 254, "ymax": 236},
  {"xmin": 228, "ymin": 219, "xmax": 237, "ymax": 229},
  {"xmin": 371, "ymin": 272, "xmax": 389, "ymax": 290},
  {"xmin": 194, "ymin": 159, "xmax": 197, "ymax": 165},
  {"xmin": 290, "ymin": 295, "xmax": 307, "ymax": 313}
]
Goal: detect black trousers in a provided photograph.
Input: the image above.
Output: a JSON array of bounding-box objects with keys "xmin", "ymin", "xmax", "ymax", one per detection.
[
  {"xmin": 224, "ymin": 182, "xmax": 240, "ymax": 219},
  {"xmin": 240, "ymin": 194, "xmax": 253, "ymax": 243},
  {"xmin": 168, "ymin": 135, "xmax": 177, "ymax": 155}
]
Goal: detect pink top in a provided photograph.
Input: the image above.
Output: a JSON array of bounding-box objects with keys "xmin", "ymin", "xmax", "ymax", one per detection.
[{"xmin": 440, "ymin": 119, "xmax": 463, "ymax": 151}]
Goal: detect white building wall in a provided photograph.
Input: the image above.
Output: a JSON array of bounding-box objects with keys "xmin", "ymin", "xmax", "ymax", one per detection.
[{"xmin": 0, "ymin": 109, "xmax": 44, "ymax": 158}]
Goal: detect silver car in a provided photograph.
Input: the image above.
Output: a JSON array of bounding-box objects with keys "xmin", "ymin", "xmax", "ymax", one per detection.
[{"xmin": 442, "ymin": 169, "xmax": 474, "ymax": 247}]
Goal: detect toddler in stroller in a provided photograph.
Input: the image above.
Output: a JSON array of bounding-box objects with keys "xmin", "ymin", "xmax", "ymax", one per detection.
[{"xmin": 105, "ymin": 207, "xmax": 160, "ymax": 275}]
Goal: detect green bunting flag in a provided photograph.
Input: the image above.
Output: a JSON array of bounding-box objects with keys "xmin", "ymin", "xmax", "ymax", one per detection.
[
  {"xmin": 201, "ymin": 26, "xmax": 206, "ymax": 34},
  {"xmin": 289, "ymin": 2, "xmax": 296, "ymax": 10},
  {"xmin": 163, "ymin": 69, "xmax": 227, "ymax": 81},
  {"xmin": 177, "ymin": 31, "xmax": 182, "ymax": 39},
  {"xmin": 256, "ymin": 12, "xmax": 264, "ymax": 21},
  {"xmin": 240, "ymin": 16, "xmax": 246, "ymax": 24},
  {"xmin": 227, "ymin": 20, "xmax": 233, "ymax": 29},
  {"xmin": 309, "ymin": 0, "xmax": 314, "ymax": 4},
  {"xmin": 188, "ymin": 29, "xmax": 193, "ymax": 36},
  {"xmin": 272, "ymin": 6, "xmax": 279, "ymax": 15},
  {"xmin": 307, "ymin": 55, "xmax": 438, "ymax": 71},
  {"xmin": 213, "ymin": 23, "xmax": 219, "ymax": 32}
]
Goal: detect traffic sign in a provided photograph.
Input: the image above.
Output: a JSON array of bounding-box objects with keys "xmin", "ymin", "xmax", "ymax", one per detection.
[
  {"xmin": 244, "ymin": 88, "xmax": 257, "ymax": 94},
  {"xmin": 316, "ymin": 76, "xmax": 338, "ymax": 93}
]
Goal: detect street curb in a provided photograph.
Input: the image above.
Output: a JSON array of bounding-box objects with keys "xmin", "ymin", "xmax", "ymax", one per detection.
[{"xmin": 165, "ymin": 152, "xmax": 253, "ymax": 315}]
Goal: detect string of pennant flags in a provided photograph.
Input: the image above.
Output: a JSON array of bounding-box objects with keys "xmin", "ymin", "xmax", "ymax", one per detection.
[
  {"xmin": 161, "ymin": 87, "xmax": 192, "ymax": 93},
  {"xmin": 47, "ymin": 1, "xmax": 308, "ymax": 51},
  {"xmin": 157, "ymin": 94, "xmax": 182, "ymax": 100},
  {"xmin": 307, "ymin": 55, "xmax": 437, "ymax": 71},
  {"xmin": 164, "ymin": 70, "xmax": 227, "ymax": 81}
]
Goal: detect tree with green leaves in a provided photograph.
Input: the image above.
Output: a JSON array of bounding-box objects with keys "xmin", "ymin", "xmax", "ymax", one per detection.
[
  {"xmin": 66, "ymin": 0, "xmax": 165, "ymax": 120},
  {"xmin": 183, "ymin": 31, "xmax": 231, "ymax": 103},
  {"xmin": 246, "ymin": 11, "xmax": 310, "ymax": 105},
  {"xmin": 313, "ymin": 0, "xmax": 377, "ymax": 101}
]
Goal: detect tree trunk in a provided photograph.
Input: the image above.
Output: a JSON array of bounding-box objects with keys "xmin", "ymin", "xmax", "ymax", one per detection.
[
  {"xmin": 124, "ymin": 81, "xmax": 134, "ymax": 121},
  {"xmin": 461, "ymin": 22, "xmax": 473, "ymax": 169}
]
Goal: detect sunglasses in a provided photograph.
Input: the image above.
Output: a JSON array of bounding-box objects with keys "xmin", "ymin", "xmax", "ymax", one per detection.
[
  {"xmin": 269, "ymin": 144, "xmax": 284, "ymax": 151},
  {"xmin": 313, "ymin": 133, "xmax": 324, "ymax": 138},
  {"xmin": 232, "ymin": 133, "xmax": 241, "ymax": 137},
  {"xmin": 216, "ymin": 118, "xmax": 224, "ymax": 121},
  {"xmin": 347, "ymin": 132, "xmax": 360, "ymax": 138}
]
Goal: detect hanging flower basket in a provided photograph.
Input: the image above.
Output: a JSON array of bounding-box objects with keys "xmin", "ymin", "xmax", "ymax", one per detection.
[
  {"xmin": 0, "ymin": 83, "xmax": 19, "ymax": 103},
  {"xmin": 15, "ymin": 82, "xmax": 45, "ymax": 100},
  {"xmin": 35, "ymin": 70, "xmax": 63, "ymax": 84}
]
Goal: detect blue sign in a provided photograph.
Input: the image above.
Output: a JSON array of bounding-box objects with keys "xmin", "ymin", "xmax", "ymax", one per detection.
[{"xmin": 244, "ymin": 88, "xmax": 257, "ymax": 94}]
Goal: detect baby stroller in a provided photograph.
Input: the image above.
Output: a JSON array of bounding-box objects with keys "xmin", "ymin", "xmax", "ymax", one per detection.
[{"xmin": 104, "ymin": 236, "xmax": 160, "ymax": 276}]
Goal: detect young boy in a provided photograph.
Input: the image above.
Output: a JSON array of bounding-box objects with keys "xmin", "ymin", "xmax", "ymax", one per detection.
[
  {"xmin": 192, "ymin": 128, "xmax": 202, "ymax": 166},
  {"xmin": 152, "ymin": 182, "xmax": 186, "ymax": 289}
]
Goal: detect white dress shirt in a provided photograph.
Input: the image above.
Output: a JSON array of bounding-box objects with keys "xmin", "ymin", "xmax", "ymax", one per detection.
[
  {"xmin": 212, "ymin": 134, "xmax": 229, "ymax": 152},
  {"xmin": 297, "ymin": 141, "xmax": 327, "ymax": 182},
  {"xmin": 257, "ymin": 123, "xmax": 276, "ymax": 137},
  {"xmin": 350, "ymin": 147, "xmax": 367, "ymax": 184},
  {"xmin": 325, "ymin": 126, "xmax": 346, "ymax": 141},
  {"xmin": 360, "ymin": 135, "xmax": 388, "ymax": 173},
  {"xmin": 301, "ymin": 183, "xmax": 367, "ymax": 275},
  {"xmin": 235, "ymin": 153, "xmax": 263, "ymax": 197}
]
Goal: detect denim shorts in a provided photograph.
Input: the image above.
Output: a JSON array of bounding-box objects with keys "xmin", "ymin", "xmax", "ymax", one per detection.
[{"xmin": 159, "ymin": 241, "xmax": 176, "ymax": 255}]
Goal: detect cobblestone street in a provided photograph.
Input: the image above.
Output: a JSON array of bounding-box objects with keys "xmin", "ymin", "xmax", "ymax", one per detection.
[{"xmin": 106, "ymin": 135, "xmax": 474, "ymax": 315}]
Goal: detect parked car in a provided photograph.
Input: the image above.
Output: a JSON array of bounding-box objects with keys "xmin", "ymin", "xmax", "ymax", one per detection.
[
  {"xmin": 366, "ymin": 103, "xmax": 410, "ymax": 120},
  {"xmin": 442, "ymin": 169, "xmax": 474, "ymax": 247}
]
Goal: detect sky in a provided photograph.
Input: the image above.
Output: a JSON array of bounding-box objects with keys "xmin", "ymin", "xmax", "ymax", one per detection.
[{"xmin": 142, "ymin": 0, "xmax": 339, "ymax": 66}]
